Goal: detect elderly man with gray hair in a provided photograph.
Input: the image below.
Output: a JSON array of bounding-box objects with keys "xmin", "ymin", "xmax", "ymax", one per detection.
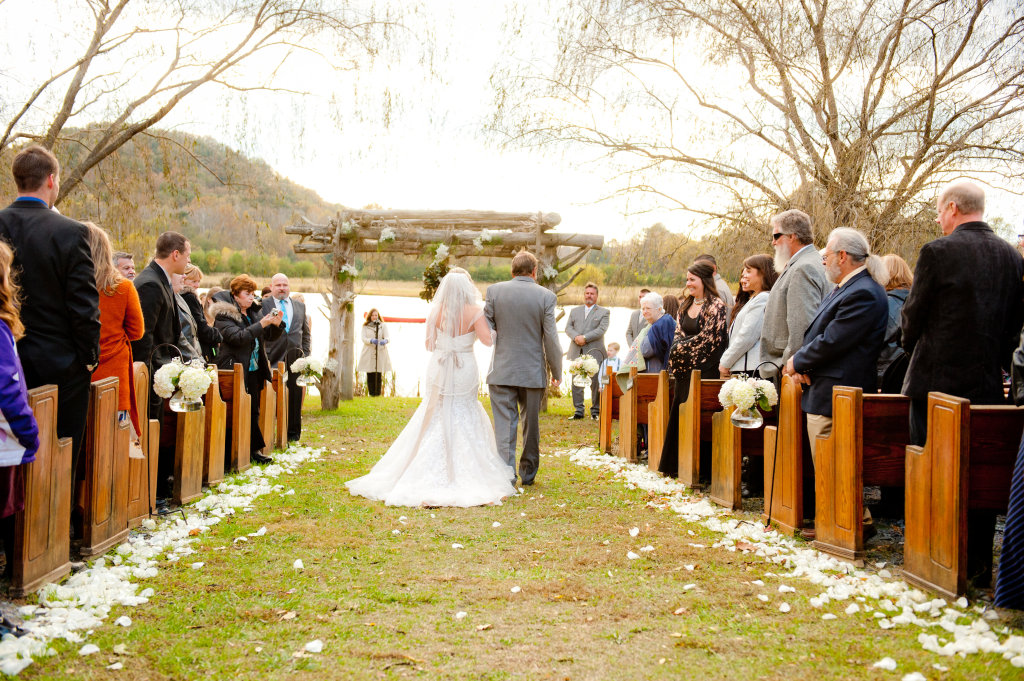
[{"xmin": 784, "ymin": 227, "xmax": 889, "ymax": 539}]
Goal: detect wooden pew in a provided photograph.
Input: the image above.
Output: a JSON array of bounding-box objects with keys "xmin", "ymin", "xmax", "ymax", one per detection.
[
  {"xmin": 646, "ymin": 371, "xmax": 671, "ymax": 472},
  {"xmin": 10, "ymin": 386, "xmax": 72, "ymax": 598},
  {"xmin": 677, "ymin": 370, "xmax": 726, "ymax": 486},
  {"xmin": 762, "ymin": 375, "xmax": 808, "ymax": 534},
  {"xmin": 173, "ymin": 406, "xmax": 205, "ymax": 506},
  {"xmin": 259, "ymin": 376, "xmax": 276, "ymax": 453},
  {"xmin": 811, "ymin": 388, "xmax": 910, "ymax": 561},
  {"xmin": 203, "ymin": 375, "xmax": 226, "ymax": 486},
  {"xmin": 903, "ymin": 393, "xmax": 1024, "ymax": 598},
  {"xmin": 128, "ymin": 362, "xmax": 158, "ymax": 527},
  {"xmin": 272, "ymin": 361, "xmax": 288, "ymax": 450},
  {"xmin": 79, "ymin": 377, "xmax": 130, "ymax": 559},
  {"xmin": 597, "ymin": 366, "xmax": 622, "ymax": 453},
  {"xmin": 618, "ymin": 368, "xmax": 669, "ymax": 463},
  {"xmin": 219, "ymin": 364, "xmax": 251, "ymax": 472}
]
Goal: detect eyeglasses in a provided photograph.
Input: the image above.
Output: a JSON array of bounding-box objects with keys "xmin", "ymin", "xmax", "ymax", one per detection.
[{"xmin": 771, "ymin": 232, "xmax": 788, "ymax": 242}]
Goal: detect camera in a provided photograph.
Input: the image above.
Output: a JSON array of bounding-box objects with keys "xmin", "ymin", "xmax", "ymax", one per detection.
[{"xmin": 271, "ymin": 309, "xmax": 282, "ymax": 317}]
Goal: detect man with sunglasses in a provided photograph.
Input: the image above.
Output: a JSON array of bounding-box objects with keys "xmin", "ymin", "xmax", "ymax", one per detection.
[{"xmin": 759, "ymin": 209, "xmax": 829, "ymax": 380}]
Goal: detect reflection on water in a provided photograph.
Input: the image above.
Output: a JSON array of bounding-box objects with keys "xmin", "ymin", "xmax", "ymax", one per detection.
[{"xmin": 286, "ymin": 292, "xmax": 639, "ymax": 398}]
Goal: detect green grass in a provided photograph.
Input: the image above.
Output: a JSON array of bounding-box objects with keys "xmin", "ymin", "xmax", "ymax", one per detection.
[{"xmin": 21, "ymin": 395, "xmax": 1024, "ymax": 680}]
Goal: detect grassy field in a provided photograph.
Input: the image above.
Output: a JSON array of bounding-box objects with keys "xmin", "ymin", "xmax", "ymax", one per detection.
[{"xmin": 24, "ymin": 395, "xmax": 1023, "ymax": 680}]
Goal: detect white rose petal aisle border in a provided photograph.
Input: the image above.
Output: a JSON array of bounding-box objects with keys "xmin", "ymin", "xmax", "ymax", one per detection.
[
  {"xmin": 0, "ymin": 444, "xmax": 329, "ymax": 676},
  {"xmin": 566, "ymin": 447, "xmax": 1024, "ymax": 674}
]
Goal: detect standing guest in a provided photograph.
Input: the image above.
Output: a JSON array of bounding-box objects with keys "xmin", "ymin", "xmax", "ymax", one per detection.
[
  {"xmin": 181, "ymin": 264, "xmax": 221, "ymax": 363},
  {"xmin": 113, "ymin": 251, "xmax": 136, "ymax": 281},
  {"xmin": 172, "ymin": 274, "xmax": 203, "ymax": 362},
  {"xmin": 663, "ymin": 294, "xmax": 680, "ymax": 321},
  {"xmin": 131, "ymin": 231, "xmax": 190, "ymax": 504},
  {"xmin": 262, "ymin": 273, "xmax": 311, "ymax": 440},
  {"xmin": 359, "ymin": 309, "xmax": 391, "ymax": 397},
  {"xmin": 902, "ymin": 180, "xmax": 1024, "ymax": 589},
  {"xmin": 759, "ymin": 209, "xmax": 830, "ymax": 379},
  {"xmin": 638, "ymin": 291, "xmax": 676, "ymax": 374},
  {"xmin": 997, "ymin": 335, "xmax": 1024, "ymax": 609},
  {"xmin": 625, "ymin": 288, "xmax": 650, "ymax": 348},
  {"xmin": 85, "ymin": 222, "xmax": 144, "ymax": 450},
  {"xmin": 210, "ymin": 275, "xmax": 283, "ymax": 465},
  {"xmin": 658, "ymin": 262, "xmax": 729, "ymax": 477},
  {"xmin": 696, "ymin": 254, "xmax": 734, "ymax": 310},
  {"xmin": 720, "ymin": 255, "xmax": 778, "ymax": 378},
  {"xmin": 0, "ymin": 145, "xmax": 99, "ymax": 481},
  {"xmin": 876, "ymin": 254, "xmax": 913, "ymax": 390},
  {"xmin": 565, "ymin": 282, "xmax": 610, "ymax": 420},
  {"xmin": 0, "ymin": 241, "xmax": 39, "ymax": 578},
  {"xmin": 202, "ymin": 286, "xmax": 224, "ymax": 325}
]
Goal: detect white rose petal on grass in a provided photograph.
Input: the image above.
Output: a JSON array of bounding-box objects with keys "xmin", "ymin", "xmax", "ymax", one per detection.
[
  {"xmin": 778, "ymin": 585, "xmax": 796, "ymax": 593},
  {"xmin": 492, "ymin": 522, "xmax": 501, "ymax": 528},
  {"xmin": 304, "ymin": 640, "xmax": 323, "ymax": 654},
  {"xmin": 779, "ymin": 603, "xmax": 791, "ymax": 613},
  {"xmin": 901, "ymin": 674, "xmax": 927, "ymax": 681},
  {"xmin": 79, "ymin": 644, "xmax": 100, "ymax": 656},
  {"xmin": 845, "ymin": 603, "xmax": 860, "ymax": 615},
  {"xmin": 821, "ymin": 614, "xmax": 837, "ymax": 621},
  {"xmin": 114, "ymin": 615, "xmax": 132, "ymax": 627},
  {"xmin": 510, "ymin": 586, "xmax": 522, "ymax": 594},
  {"xmin": 640, "ymin": 545, "xmax": 655, "ymax": 553},
  {"xmin": 107, "ymin": 662, "xmax": 124, "ymax": 670},
  {"xmin": 627, "ymin": 551, "xmax": 641, "ymax": 560},
  {"xmin": 455, "ymin": 611, "xmax": 468, "ymax": 620},
  {"xmin": 683, "ymin": 584, "xmax": 696, "ymax": 591},
  {"xmin": 191, "ymin": 562, "xmax": 204, "ymax": 570},
  {"xmin": 248, "ymin": 527, "xmax": 267, "ymax": 537},
  {"xmin": 757, "ymin": 595, "xmax": 769, "ymax": 602},
  {"xmin": 293, "ymin": 559, "xmax": 304, "ymax": 570},
  {"xmin": 684, "ymin": 564, "xmax": 695, "ymax": 571},
  {"xmin": 629, "ymin": 527, "xmax": 640, "ymax": 537},
  {"xmin": 391, "ymin": 529, "xmax": 401, "ymax": 536},
  {"xmin": 873, "ymin": 657, "xmax": 898, "ymax": 670},
  {"xmin": 452, "ymin": 543, "xmax": 464, "ymax": 550}
]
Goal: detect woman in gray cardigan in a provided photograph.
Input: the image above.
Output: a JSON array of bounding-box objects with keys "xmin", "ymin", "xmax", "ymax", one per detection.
[{"xmin": 719, "ymin": 255, "xmax": 778, "ymax": 377}]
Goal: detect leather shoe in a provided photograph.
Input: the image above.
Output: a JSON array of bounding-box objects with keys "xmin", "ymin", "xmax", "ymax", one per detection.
[
  {"xmin": 800, "ymin": 527, "xmax": 816, "ymax": 541},
  {"xmin": 590, "ymin": 414, "xmax": 599, "ymax": 420},
  {"xmin": 252, "ymin": 452, "xmax": 274, "ymax": 465},
  {"xmin": 567, "ymin": 414, "xmax": 584, "ymax": 421}
]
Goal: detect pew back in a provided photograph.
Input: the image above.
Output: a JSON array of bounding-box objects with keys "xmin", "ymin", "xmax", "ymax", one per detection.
[
  {"xmin": 598, "ymin": 366, "xmax": 623, "ymax": 453},
  {"xmin": 677, "ymin": 371, "xmax": 726, "ymax": 486},
  {"xmin": 273, "ymin": 362, "xmax": 289, "ymax": 450},
  {"xmin": 762, "ymin": 374, "xmax": 806, "ymax": 534},
  {"xmin": 203, "ymin": 376, "xmax": 226, "ymax": 485},
  {"xmin": 646, "ymin": 371, "xmax": 671, "ymax": 471},
  {"xmin": 80, "ymin": 377, "xmax": 130, "ymax": 559},
  {"xmin": 128, "ymin": 363, "xmax": 155, "ymax": 527},
  {"xmin": 219, "ymin": 364, "xmax": 251, "ymax": 472},
  {"xmin": 618, "ymin": 369, "xmax": 665, "ymax": 462}
]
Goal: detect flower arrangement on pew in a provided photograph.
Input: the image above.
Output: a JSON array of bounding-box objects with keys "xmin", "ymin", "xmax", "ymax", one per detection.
[
  {"xmin": 290, "ymin": 356, "xmax": 325, "ymax": 386},
  {"xmin": 718, "ymin": 374, "xmax": 779, "ymax": 428},
  {"xmin": 154, "ymin": 358, "xmax": 216, "ymax": 412},
  {"xmin": 568, "ymin": 355, "xmax": 600, "ymax": 388}
]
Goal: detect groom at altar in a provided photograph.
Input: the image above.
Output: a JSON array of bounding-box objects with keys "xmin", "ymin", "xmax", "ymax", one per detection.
[
  {"xmin": 565, "ymin": 282, "xmax": 609, "ymax": 420},
  {"xmin": 485, "ymin": 251, "xmax": 562, "ymax": 486}
]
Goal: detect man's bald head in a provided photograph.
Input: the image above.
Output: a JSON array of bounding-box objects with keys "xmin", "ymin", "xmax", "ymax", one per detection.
[
  {"xmin": 936, "ymin": 180, "xmax": 985, "ymax": 235},
  {"xmin": 270, "ymin": 272, "xmax": 290, "ymax": 300}
]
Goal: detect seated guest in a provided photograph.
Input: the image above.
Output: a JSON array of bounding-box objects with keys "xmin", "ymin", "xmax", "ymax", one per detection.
[
  {"xmin": 181, "ymin": 264, "xmax": 221, "ymax": 362},
  {"xmin": 719, "ymin": 255, "xmax": 777, "ymax": 378},
  {"xmin": 86, "ymin": 222, "xmax": 144, "ymax": 450},
  {"xmin": 209, "ymin": 275, "xmax": 283, "ymax": 465},
  {"xmin": 876, "ymin": 254, "xmax": 913, "ymax": 390},
  {"xmin": 663, "ymin": 294, "xmax": 679, "ymax": 321},
  {"xmin": 0, "ymin": 241, "xmax": 39, "ymax": 577},
  {"xmin": 638, "ymin": 291, "xmax": 676, "ymax": 374},
  {"xmin": 657, "ymin": 262, "xmax": 729, "ymax": 478}
]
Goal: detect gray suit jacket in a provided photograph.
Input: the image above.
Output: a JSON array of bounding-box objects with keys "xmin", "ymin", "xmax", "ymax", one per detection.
[
  {"xmin": 485, "ymin": 276, "xmax": 562, "ymax": 388},
  {"xmin": 566, "ymin": 304, "xmax": 609, "ymax": 362},
  {"xmin": 625, "ymin": 309, "xmax": 647, "ymax": 347},
  {"xmin": 261, "ymin": 295, "xmax": 312, "ymax": 365},
  {"xmin": 759, "ymin": 243, "xmax": 829, "ymax": 374}
]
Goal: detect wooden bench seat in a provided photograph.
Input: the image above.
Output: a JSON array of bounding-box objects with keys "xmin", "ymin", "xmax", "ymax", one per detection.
[
  {"xmin": 677, "ymin": 370, "xmax": 726, "ymax": 486},
  {"xmin": 128, "ymin": 363, "xmax": 158, "ymax": 528},
  {"xmin": 708, "ymin": 405, "xmax": 776, "ymax": 510},
  {"xmin": 219, "ymin": 364, "xmax": 251, "ymax": 472},
  {"xmin": 272, "ymin": 362, "xmax": 288, "ymax": 450},
  {"xmin": 10, "ymin": 385, "xmax": 72, "ymax": 598},
  {"xmin": 79, "ymin": 377, "xmax": 130, "ymax": 559},
  {"xmin": 173, "ymin": 405, "xmax": 205, "ymax": 506},
  {"xmin": 903, "ymin": 392, "xmax": 1024, "ymax": 598},
  {"xmin": 203, "ymin": 375, "xmax": 226, "ymax": 486},
  {"xmin": 762, "ymin": 375, "xmax": 810, "ymax": 534},
  {"xmin": 812, "ymin": 388, "xmax": 910, "ymax": 561},
  {"xmin": 258, "ymin": 376, "xmax": 276, "ymax": 454}
]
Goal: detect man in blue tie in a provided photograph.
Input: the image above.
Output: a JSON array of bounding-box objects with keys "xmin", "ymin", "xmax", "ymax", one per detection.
[{"xmin": 261, "ymin": 273, "xmax": 311, "ymax": 442}]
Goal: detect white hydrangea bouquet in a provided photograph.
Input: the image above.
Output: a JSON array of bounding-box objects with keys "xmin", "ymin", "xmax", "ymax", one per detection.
[
  {"xmin": 568, "ymin": 355, "xmax": 600, "ymax": 388},
  {"xmin": 719, "ymin": 374, "xmax": 779, "ymax": 428},
  {"xmin": 154, "ymin": 358, "xmax": 215, "ymax": 412},
  {"xmin": 290, "ymin": 356, "xmax": 325, "ymax": 386}
]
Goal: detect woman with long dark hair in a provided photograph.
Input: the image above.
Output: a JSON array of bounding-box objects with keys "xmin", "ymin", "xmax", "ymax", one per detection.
[
  {"xmin": 657, "ymin": 261, "xmax": 729, "ymax": 478},
  {"xmin": 719, "ymin": 254, "xmax": 778, "ymax": 378}
]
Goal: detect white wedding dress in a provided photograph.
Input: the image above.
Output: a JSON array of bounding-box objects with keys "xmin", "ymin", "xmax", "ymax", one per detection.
[{"xmin": 346, "ymin": 287, "xmax": 516, "ymax": 507}]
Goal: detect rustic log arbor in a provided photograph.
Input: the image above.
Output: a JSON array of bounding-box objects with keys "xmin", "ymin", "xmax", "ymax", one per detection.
[{"xmin": 286, "ymin": 209, "xmax": 605, "ymax": 409}]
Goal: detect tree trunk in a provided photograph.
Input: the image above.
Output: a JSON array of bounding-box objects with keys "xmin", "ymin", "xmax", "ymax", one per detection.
[{"xmin": 320, "ymin": 236, "xmax": 356, "ymax": 409}]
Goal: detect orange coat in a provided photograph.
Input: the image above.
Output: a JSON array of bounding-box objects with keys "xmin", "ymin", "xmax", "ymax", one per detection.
[{"xmin": 94, "ymin": 279, "xmax": 145, "ymax": 433}]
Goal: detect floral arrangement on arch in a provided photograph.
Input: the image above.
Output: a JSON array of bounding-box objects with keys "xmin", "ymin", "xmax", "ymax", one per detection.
[
  {"xmin": 336, "ymin": 263, "xmax": 359, "ymax": 283},
  {"xmin": 538, "ymin": 264, "xmax": 559, "ymax": 284},
  {"xmin": 420, "ymin": 242, "xmax": 451, "ymax": 301}
]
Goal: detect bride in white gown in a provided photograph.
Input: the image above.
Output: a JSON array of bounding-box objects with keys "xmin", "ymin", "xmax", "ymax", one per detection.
[{"xmin": 346, "ymin": 269, "xmax": 517, "ymax": 507}]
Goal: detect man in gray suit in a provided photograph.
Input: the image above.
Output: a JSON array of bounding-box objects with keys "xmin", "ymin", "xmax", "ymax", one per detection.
[
  {"xmin": 485, "ymin": 251, "xmax": 562, "ymax": 486},
  {"xmin": 624, "ymin": 288, "xmax": 650, "ymax": 348},
  {"xmin": 261, "ymin": 273, "xmax": 312, "ymax": 442},
  {"xmin": 759, "ymin": 209, "xmax": 829, "ymax": 379},
  {"xmin": 566, "ymin": 282, "xmax": 610, "ymax": 419}
]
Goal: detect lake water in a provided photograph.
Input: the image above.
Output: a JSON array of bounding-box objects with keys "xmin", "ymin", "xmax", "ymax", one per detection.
[{"xmin": 294, "ymin": 292, "xmax": 637, "ymax": 397}]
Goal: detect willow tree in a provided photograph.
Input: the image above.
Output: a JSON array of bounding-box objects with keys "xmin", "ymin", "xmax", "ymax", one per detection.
[{"xmin": 493, "ymin": 0, "xmax": 1024, "ymax": 253}]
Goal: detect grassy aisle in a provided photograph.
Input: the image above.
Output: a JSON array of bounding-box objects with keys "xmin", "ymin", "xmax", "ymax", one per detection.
[{"xmin": 26, "ymin": 396, "xmax": 1021, "ymax": 680}]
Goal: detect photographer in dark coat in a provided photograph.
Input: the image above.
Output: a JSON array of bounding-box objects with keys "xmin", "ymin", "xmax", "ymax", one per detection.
[
  {"xmin": 209, "ymin": 275, "xmax": 283, "ymax": 464},
  {"xmin": 0, "ymin": 145, "xmax": 99, "ymax": 479}
]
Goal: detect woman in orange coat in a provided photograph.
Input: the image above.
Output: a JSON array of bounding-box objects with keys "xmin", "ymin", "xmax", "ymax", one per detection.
[{"xmin": 84, "ymin": 223, "xmax": 144, "ymax": 441}]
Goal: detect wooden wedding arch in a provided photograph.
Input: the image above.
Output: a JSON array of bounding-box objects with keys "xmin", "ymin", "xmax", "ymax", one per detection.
[{"xmin": 285, "ymin": 209, "xmax": 605, "ymax": 409}]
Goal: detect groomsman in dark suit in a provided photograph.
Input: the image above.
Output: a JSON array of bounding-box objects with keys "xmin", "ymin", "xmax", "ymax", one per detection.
[
  {"xmin": 132, "ymin": 231, "xmax": 190, "ymax": 502},
  {"xmin": 261, "ymin": 273, "xmax": 311, "ymax": 442},
  {"xmin": 566, "ymin": 282, "xmax": 610, "ymax": 420},
  {"xmin": 0, "ymin": 145, "xmax": 100, "ymax": 478},
  {"xmin": 901, "ymin": 180, "xmax": 1024, "ymax": 588}
]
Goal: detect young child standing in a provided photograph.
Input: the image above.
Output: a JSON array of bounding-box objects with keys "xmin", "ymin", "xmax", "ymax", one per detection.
[{"xmin": 597, "ymin": 342, "xmax": 622, "ymax": 388}]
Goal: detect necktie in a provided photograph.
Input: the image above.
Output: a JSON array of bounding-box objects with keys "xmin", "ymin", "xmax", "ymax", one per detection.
[{"xmin": 280, "ymin": 299, "xmax": 290, "ymax": 332}]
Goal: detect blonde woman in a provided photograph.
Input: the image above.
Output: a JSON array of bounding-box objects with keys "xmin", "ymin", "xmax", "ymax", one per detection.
[{"xmin": 181, "ymin": 263, "xmax": 221, "ymax": 362}]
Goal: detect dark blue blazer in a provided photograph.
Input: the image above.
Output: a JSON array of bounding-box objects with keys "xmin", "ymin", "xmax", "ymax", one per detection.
[{"xmin": 791, "ymin": 269, "xmax": 888, "ymax": 416}]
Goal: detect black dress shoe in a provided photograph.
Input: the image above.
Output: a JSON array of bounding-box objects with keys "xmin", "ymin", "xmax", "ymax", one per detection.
[
  {"xmin": 252, "ymin": 452, "xmax": 274, "ymax": 465},
  {"xmin": 590, "ymin": 414, "xmax": 599, "ymax": 420},
  {"xmin": 567, "ymin": 414, "xmax": 584, "ymax": 421}
]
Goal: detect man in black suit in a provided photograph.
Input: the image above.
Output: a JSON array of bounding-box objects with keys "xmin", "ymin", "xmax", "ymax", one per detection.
[
  {"xmin": 261, "ymin": 273, "xmax": 311, "ymax": 442},
  {"xmin": 901, "ymin": 180, "xmax": 1024, "ymax": 587},
  {"xmin": 0, "ymin": 145, "xmax": 99, "ymax": 479},
  {"xmin": 131, "ymin": 231, "xmax": 190, "ymax": 501}
]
